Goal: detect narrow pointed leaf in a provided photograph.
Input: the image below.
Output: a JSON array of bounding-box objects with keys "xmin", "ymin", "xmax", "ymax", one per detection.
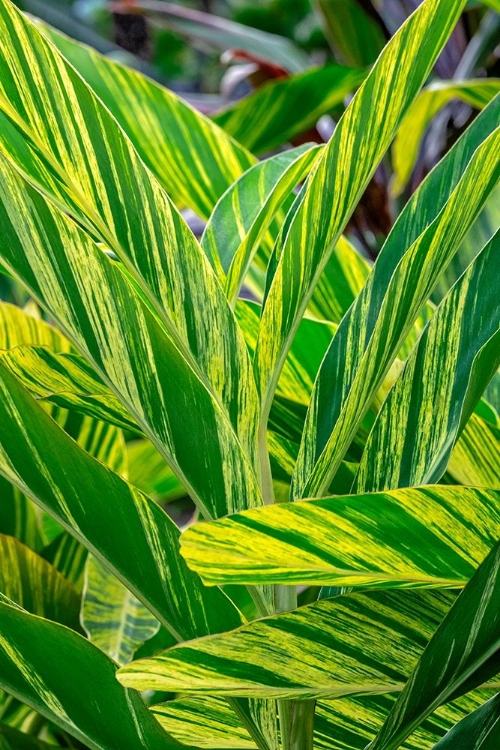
[
  {"xmin": 0, "ymin": 155, "xmax": 262, "ymax": 520},
  {"xmin": 0, "ymin": 602, "xmax": 184, "ymax": 750},
  {"xmin": 213, "ymin": 65, "xmax": 366, "ymax": 155},
  {"xmin": 0, "ymin": 0, "xmax": 260, "ymax": 470},
  {"xmin": 294, "ymin": 105, "xmax": 500, "ymax": 499},
  {"xmin": 181, "ymin": 486, "xmax": 500, "ymax": 588},
  {"xmin": 254, "ymin": 0, "xmax": 468, "ymax": 418},
  {"xmin": 433, "ymin": 693, "xmax": 500, "ymax": 749},
  {"xmin": 355, "ymin": 229, "xmax": 500, "ymax": 492},
  {"xmin": 0, "ymin": 363, "xmax": 242, "ymax": 640},
  {"xmin": 39, "ymin": 21, "xmax": 254, "ymax": 219},
  {"xmin": 118, "ymin": 589, "xmax": 455, "ymax": 699},
  {"xmin": 393, "ymin": 79, "xmax": 500, "ymax": 195},
  {"xmin": 368, "ymin": 541, "xmax": 500, "ymax": 750}
]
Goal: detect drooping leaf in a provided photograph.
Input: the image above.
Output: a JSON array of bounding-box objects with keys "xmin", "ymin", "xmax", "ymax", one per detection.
[
  {"xmin": 293, "ymin": 102, "xmax": 500, "ymax": 500},
  {"xmin": 0, "ymin": 534, "xmax": 80, "ymax": 631},
  {"xmin": 393, "ymin": 79, "xmax": 500, "ymax": 195},
  {"xmin": 0, "ymin": 363, "xmax": 242, "ymax": 640},
  {"xmin": 82, "ymin": 555, "xmax": 160, "ymax": 665},
  {"xmin": 254, "ymin": 0, "xmax": 470, "ymax": 427},
  {"xmin": 355, "ymin": 229, "xmax": 500, "ymax": 492},
  {"xmin": 39, "ymin": 20, "xmax": 255, "ymax": 219},
  {"xmin": 368, "ymin": 540, "xmax": 500, "ymax": 750},
  {"xmin": 180, "ymin": 486, "xmax": 500, "ymax": 588},
  {"xmin": 0, "ymin": 602, "xmax": 183, "ymax": 750},
  {"xmin": 213, "ymin": 65, "xmax": 366, "ymax": 155},
  {"xmin": 118, "ymin": 589, "xmax": 455, "ymax": 699}
]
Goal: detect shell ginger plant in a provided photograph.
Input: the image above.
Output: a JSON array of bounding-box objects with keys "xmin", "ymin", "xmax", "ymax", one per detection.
[{"xmin": 0, "ymin": 0, "xmax": 499, "ymax": 748}]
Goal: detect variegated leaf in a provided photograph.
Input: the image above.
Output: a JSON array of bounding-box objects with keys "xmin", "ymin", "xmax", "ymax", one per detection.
[
  {"xmin": 254, "ymin": 0, "xmax": 469, "ymax": 429},
  {"xmin": 393, "ymin": 79, "xmax": 500, "ymax": 195},
  {"xmin": 118, "ymin": 589, "xmax": 455, "ymax": 699},
  {"xmin": 293, "ymin": 101, "xmax": 500, "ymax": 500},
  {"xmin": 355, "ymin": 229, "xmax": 500, "ymax": 491},
  {"xmin": 369, "ymin": 540, "xmax": 500, "ymax": 749},
  {"xmin": 180, "ymin": 486, "xmax": 500, "ymax": 588}
]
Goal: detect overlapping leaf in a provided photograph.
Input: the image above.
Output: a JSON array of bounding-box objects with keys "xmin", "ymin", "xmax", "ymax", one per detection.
[
  {"xmin": 393, "ymin": 79, "xmax": 500, "ymax": 195},
  {"xmin": 433, "ymin": 693, "xmax": 500, "ymax": 748},
  {"xmin": 355, "ymin": 229, "xmax": 500, "ymax": 492},
  {"xmin": 293, "ymin": 100, "xmax": 500, "ymax": 500},
  {"xmin": 0, "ymin": 0, "xmax": 260, "ymax": 480},
  {"xmin": 312, "ymin": 0, "xmax": 386, "ymax": 67},
  {"xmin": 180, "ymin": 486, "xmax": 500, "ymax": 588},
  {"xmin": 254, "ymin": 0, "xmax": 469, "ymax": 428},
  {"xmin": 0, "ymin": 602, "xmax": 182, "ymax": 750},
  {"xmin": 448, "ymin": 413, "xmax": 500, "ymax": 487},
  {"xmin": 213, "ymin": 65, "xmax": 366, "ymax": 155},
  {"xmin": 369, "ymin": 540, "xmax": 500, "ymax": 749},
  {"xmin": 118, "ymin": 589, "xmax": 455, "ymax": 699},
  {"xmin": 0, "ymin": 364, "xmax": 242, "ymax": 640},
  {"xmin": 39, "ymin": 21, "xmax": 255, "ymax": 219}
]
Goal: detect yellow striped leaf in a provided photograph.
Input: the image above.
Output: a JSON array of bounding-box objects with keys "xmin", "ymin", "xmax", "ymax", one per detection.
[
  {"xmin": 432, "ymin": 693, "xmax": 500, "ymax": 749},
  {"xmin": 0, "ymin": 363, "xmax": 242, "ymax": 641},
  {"xmin": 180, "ymin": 486, "xmax": 500, "ymax": 588},
  {"xmin": 0, "ymin": 154, "xmax": 262, "ymax": 520},
  {"xmin": 213, "ymin": 65, "xmax": 366, "ymax": 155},
  {"xmin": 448, "ymin": 413, "xmax": 500, "ymax": 487},
  {"xmin": 393, "ymin": 79, "xmax": 500, "ymax": 195},
  {"xmin": 355, "ymin": 229, "xmax": 500, "ymax": 492},
  {"xmin": 82, "ymin": 556, "xmax": 160, "ymax": 665},
  {"xmin": 254, "ymin": 0, "xmax": 468, "ymax": 428},
  {"xmin": 0, "ymin": 302, "xmax": 71, "ymax": 352},
  {"xmin": 369, "ymin": 540, "xmax": 500, "ymax": 749},
  {"xmin": 0, "ymin": 534, "xmax": 80, "ymax": 631},
  {"xmin": 118, "ymin": 589, "xmax": 455, "ymax": 699},
  {"xmin": 38, "ymin": 21, "xmax": 254, "ymax": 219},
  {"xmin": 293, "ymin": 102, "xmax": 500, "ymax": 500},
  {"xmin": 0, "ymin": 0, "xmax": 260, "ymax": 475},
  {"xmin": 0, "ymin": 602, "xmax": 183, "ymax": 750}
]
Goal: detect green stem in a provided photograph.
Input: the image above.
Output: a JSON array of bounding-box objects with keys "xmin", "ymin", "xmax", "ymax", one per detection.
[{"xmin": 280, "ymin": 700, "xmax": 316, "ymax": 750}]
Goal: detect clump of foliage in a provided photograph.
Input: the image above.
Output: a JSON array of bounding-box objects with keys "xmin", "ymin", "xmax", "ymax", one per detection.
[{"xmin": 0, "ymin": 0, "xmax": 499, "ymax": 748}]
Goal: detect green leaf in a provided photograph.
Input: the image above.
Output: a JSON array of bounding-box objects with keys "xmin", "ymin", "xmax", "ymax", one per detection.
[
  {"xmin": 312, "ymin": 0, "xmax": 386, "ymax": 67},
  {"xmin": 355, "ymin": 229, "xmax": 500, "ymax": 492},
  {"xmin": 433, "ymin": 693, "xmax": 500, "ymax": 748},
  {"xmin": 0, "ymin": 476, "xmax": 41, "ymax": 552},
  {"xmin": 293, "ymin": 100, "xmax": 500, "ymax": 500},
  {"xmin": 118, "ymin": 589, "xmax": 455, "ymax": 699},
  {"xmin": 0, "ymin": 346, "xmax": 139, "ymax": 434},
  {"xmin": 152, "ymin": 696, "xmax": 257, "ymax": 749},
  {"xmin": 202, "ymin": 144, "xmax": 322, "ymax": 303},
  {"xmin": 82, "ymin": 555, "xmax": 160, "ymax": 665},
  {"xmin": 120, "ymin": 0, "xmax": 308, "ymax": 74},
  {"xmin": 0, "ymin": 0, "xmax": 261, "ymax": 480},
  {"xmin": 0, "ymin": 301, "xmax": 70, "ymax": 351},
  {"xmin": 0, "ymin": 363, "xmax": 242, "ymax": 641},
  {"xmin": 254, "ymin": 0, "xmax": 469, "ymax": 426},
  {"xmin": 0, "ymin": 722, "xmax": 56, "ymax": 750},
  {"xmin": 368, "ymin": 540, "xmax": 500, "ymax": 749},
  {"xmin": 448, "ymin": 413, "xmax": 500, "ymax": 487},
  {"xmin": 0, "ymin": 602, "xmax": 183, "ymax": 750},
  {"xmin": 393, "ymin": 79, "xmax": 500, "ymax": 195},
  {"xmin": 213, "ymin": 65, "xmax": 366, "ymax": 155},
  {"xmin": 0, "ymin": 154, "xmax": 262, "ymax": 521},
  {"xmin": 0, "ymin": 533, "xmax": 80, "ymax": 631},
  {"xmin": 180, "ymin": 486, "xmax": 500, "ymax": 588},
  {"xmin": 41, "ymin": 532, "xmax": 87, "ymax": 589},
  {"xmin": 38, "ymin": 20, "xmax": 255, "ymax": 219},
  {"xmin": 127, "ymin": 440, "xmax": 185, "ymax": 504}
]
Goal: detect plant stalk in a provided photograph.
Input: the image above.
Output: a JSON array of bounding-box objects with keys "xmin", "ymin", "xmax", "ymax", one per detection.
[{"xmin": 280, "ymin": 700, "xmax": 316, "ymax": 750}]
